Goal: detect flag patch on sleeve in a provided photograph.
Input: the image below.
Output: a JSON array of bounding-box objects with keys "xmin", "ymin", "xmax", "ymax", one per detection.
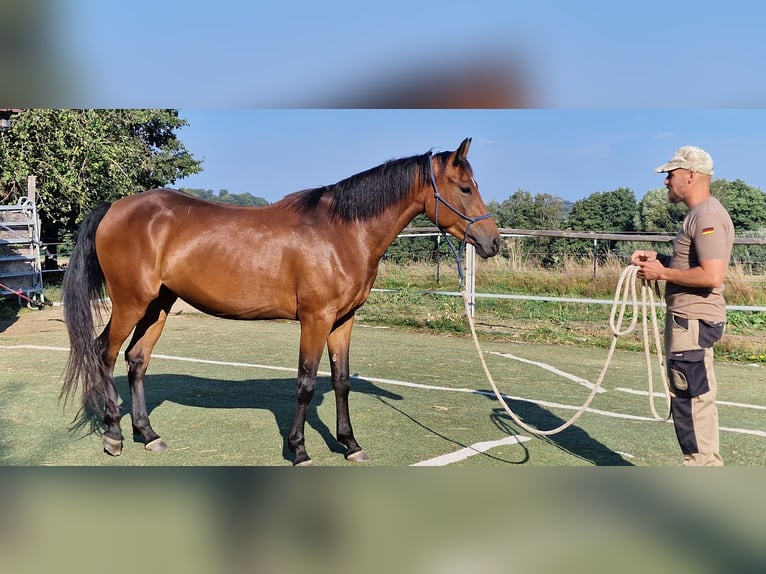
[{"xmin": 702, "ymin": 227, "xmax": 715, "ymax": 235}]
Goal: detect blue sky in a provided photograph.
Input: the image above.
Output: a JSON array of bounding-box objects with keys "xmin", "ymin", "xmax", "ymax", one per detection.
[{"xmin": 175, "ymin": 109, "xmax": 766, "ymax": 204}]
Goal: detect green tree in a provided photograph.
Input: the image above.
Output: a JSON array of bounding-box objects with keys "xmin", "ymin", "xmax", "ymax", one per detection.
[
  {"xmin": 533, "ymin": 192, "xmax": 565, "ymax": 230},
  {"xmin": 634, "ymin": 187, "xmax": 686, "ymax": 233},
  {"xmin": 489, "ymin": 190, "xmax": 566, "ymax": 266},
  {"xmin": 488, "ymin": 189, "xmax": 535, "ymax": 229},
  {"xmin": 505, "ymin": 189, "xmax": 536, "ymax": 228},
  {"xmin": 0, "ymin": 109, "xmax": 202, "ymax": 243},
  {"xmin": 567, "ymin": 187, "xmax": 637, "ymax": 232},
  {"xmin": 565, "ymin": 187, "xmax": 637, "ymax": 257},
  {"xmin": 182, "ymin": 188, "xmax": 269, "ymax": 207},
  {"xmin": 711, "ymin": 179, "xmax": 766, "ymax": 231}
]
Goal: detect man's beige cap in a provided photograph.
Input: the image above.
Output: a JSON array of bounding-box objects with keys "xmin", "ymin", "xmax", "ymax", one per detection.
[{"xmin": 655, "ymin": 146, "xmax": 714, "ymax": 175}]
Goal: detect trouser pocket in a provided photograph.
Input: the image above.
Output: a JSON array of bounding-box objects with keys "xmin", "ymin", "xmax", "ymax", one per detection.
[
  {"xmin": 699, "ymin": 320, "xmax": 725, "ymax": 348},
  {"xmin": 665, "ymin": 315, "xmax": 720, "ymax": 398},
  {"xmin": 667, "ymin": 349, "xmax": 709, "ymax": 397}
]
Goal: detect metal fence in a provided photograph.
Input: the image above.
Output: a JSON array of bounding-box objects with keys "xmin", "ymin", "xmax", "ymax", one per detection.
[{"xmin": 378, "ymin": 228, "xmax": 766, "ymax": 316}]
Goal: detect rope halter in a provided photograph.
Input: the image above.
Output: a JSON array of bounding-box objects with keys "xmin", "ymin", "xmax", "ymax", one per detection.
[{"xmin": 427, "ymin": 152, "xmax": 493, "ymax": 285}]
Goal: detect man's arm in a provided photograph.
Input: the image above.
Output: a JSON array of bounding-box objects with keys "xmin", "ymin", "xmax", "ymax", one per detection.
[{"xmin": 634, "ymin": 257, "xmax": 727, "ymax": 289}]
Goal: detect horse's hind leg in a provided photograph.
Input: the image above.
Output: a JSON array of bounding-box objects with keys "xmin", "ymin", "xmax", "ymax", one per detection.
[
  {"xmin": 99, "ymin": 308, "xmax": 148, "ymax": 456},
  {"xmin": 124, "ymin": 289, "xmax": 177, "ymax": 451},
  {"xmin": 97, "ymin": 325, "xmax": 126, "ymax": 456},
  {"xmin": 327, "ymin": 314, "xmax": 369, "ymax": 462}
]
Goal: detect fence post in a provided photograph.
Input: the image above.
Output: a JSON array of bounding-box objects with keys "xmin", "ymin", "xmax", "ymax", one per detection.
[
  {"xmin": 465, "ymin": 243, "xmax": 476, "ymax": 318},
  {"xmin": 592, "ymin": 238, "xmax": 597, "ymax": 277},
  {"xmin": 435, "ymin": 234, "xmax": 441, "ymax": 283}
]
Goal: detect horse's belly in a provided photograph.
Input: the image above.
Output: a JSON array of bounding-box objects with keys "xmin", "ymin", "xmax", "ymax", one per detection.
[{"xmin": 170, "ymin": 277, "xmax": 298, "ymax": 320}]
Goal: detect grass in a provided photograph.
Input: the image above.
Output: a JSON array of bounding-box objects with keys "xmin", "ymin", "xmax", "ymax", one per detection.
[{"xmin": 1, "ymin": 307, "xmax": 764, "ymax": 467}]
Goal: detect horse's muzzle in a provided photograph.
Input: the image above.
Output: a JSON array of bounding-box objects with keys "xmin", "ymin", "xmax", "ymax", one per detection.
[{"xmin": 474, "ymin": 235, "xmax": 501, "ymax": 259}]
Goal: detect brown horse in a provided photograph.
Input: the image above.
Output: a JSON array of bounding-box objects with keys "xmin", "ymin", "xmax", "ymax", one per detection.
[{"xmin": 61, "ymin": 137, "xmax": 500, "ymax": 465}]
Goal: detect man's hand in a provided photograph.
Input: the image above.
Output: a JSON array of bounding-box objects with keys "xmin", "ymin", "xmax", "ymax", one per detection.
[{"xmin": 630, "ymin": 249, "xmax": 657, "ymax": 266}]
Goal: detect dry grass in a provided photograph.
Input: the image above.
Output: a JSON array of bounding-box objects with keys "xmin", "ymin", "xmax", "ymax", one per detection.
[{"xmin": 370, "ymin": 255, "xmax": 766, "ymax": 363}]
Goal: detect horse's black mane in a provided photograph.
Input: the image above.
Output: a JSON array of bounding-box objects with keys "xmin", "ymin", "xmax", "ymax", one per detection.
[{"xmin": 284, "ymin": 151, "xmax": 452, "ymax": 221}]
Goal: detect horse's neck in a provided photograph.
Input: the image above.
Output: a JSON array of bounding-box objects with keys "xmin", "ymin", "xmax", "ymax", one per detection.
[{"xmin": 364, "ymin": 193, "xmax": 425, "ymax": 261}]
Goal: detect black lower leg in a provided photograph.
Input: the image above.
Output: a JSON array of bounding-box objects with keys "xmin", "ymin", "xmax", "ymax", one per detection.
[
  {"xmin": 289, "ymin": 375, "xmax": 316, "ymax": 465},
  {"xmin": 127, "ymin": 355, "xmax": 165, "ymax": 449}
]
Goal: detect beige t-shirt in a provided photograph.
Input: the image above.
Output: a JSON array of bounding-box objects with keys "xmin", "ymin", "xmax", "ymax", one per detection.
[{"xmin": 664, "ymin": 197, "xmax": 734, "ymax": 322}]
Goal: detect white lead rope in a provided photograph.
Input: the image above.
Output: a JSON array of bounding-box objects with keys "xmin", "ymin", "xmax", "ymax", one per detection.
[{"xmin": 464, "ymin": 264, "xmax": 671, "ymax": 437}]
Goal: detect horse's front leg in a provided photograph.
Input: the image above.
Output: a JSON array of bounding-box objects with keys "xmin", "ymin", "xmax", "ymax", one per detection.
[
  {"xmin": 327, "ymin": 314, "xmax": 369, "ymax": 462},
  {"xmin": 289, "ymin": 367, "xmax": 318, "ymax": 466},
  {"xmin": 290, "ymin": 317, "xmax": 333, "ymax": 466}
]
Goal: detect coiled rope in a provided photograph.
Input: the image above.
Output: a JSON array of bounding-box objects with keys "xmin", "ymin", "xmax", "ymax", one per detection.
[{"xmin": 464, "ymin": 264, "xmax": 671, "ymax": 437}]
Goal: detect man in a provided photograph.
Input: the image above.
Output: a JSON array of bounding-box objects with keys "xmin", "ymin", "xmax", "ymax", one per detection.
[{"xmin": 631, "ymin": 146, "xmax": 734, "ymax": 466}]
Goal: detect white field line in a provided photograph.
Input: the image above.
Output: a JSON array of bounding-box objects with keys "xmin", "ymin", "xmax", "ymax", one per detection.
[
  {"xmin": 488, "ymin": 350, "xmax": 606, "ymax": 392},
  {"xmin": 3, "ymin": 344, "xmax": 763, "ymax": 439},
  {"xmin": 616, "ymin": 387, "xmax": 766, "ymax": 411},
  {"xmin": 411, "ymin": 435, "xmax": 533, "ymax": 466}
]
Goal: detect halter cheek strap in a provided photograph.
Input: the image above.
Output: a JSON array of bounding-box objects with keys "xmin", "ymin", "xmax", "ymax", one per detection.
[{"xmin": 427, "ymin": 153, "xmax": 493, "ymax": 285}]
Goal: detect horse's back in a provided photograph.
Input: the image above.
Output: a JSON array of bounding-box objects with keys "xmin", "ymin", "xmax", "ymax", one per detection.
[
  {"xmin": 95, "ymin": 189, "xmax": 309, "ymax": 318},
  {"xmin": 99, "ymin": 188, "xmax": 279, "ymax": 245}
]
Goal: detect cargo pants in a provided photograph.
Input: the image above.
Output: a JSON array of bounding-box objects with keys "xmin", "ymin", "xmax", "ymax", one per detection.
[{"xmin": 665, "ymin": 313, "xmax": 726, "ymax": 466}]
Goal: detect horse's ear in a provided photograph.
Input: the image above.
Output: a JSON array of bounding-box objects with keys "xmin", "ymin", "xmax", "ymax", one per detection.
[{"xmin": 454, "ymin": 137, "xmax": 472, "ymax": 164}]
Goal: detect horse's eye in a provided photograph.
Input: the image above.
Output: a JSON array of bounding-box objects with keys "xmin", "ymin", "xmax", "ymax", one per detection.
[{"xmin": 460, "ymin": 186, "xmax": 472, "ymax": 195}]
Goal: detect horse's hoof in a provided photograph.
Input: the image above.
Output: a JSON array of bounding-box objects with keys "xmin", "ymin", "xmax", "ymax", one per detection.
[
  {"xmin": 346, "ymin": 449, "xmax": 370, "ymax": 463},
  {"xmin": 102, "ymin": 435, "xmax": 123, "ymax": 456},
  {"xmin": 294, "ymin": 459, "xmax": 315, "ymax": 467},
  {"xmin": 144, "ymin": 438, "xmax": 168, "ymax": 451}
]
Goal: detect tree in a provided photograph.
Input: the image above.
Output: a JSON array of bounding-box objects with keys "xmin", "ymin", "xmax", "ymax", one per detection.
[
  {"xmin": 0, "ymin": 109, "xmax": 202, "ymax": 243},
  {"xmin": 711, "ymin": 179, "xmax": 766, "ymax": 231},
  {"xmin": 634, "ymin": 187, "xmax": 686, "ymax": 233},
  {"xmin": 488, "ymin": 189, "xmax": 535, "ymax": 229},
  {"xmin": 567, "ymin": 187, "xmax": 637, "ymax": 232},
  {"xmin": 488, "ymin": 190, "xmax": 567, "ymax": 266},
  {"xmin": 182, "ymin": 188, "xmax": 269, "ymax": 207},
  {"xmin": 533, "ymin": 193, "xmax": 565, "ymax": 230},
  {"xmin": 564, "ymin": 187, "xmax": 637, "ymax": 257}
]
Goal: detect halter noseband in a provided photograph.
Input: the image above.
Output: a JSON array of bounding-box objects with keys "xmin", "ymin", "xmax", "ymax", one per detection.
[{"xmin": 427, "ymin": 152, "xmax": 493, "ymax": 284}]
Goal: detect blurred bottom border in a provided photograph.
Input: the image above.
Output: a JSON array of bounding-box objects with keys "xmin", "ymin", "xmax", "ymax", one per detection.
[{"xmin": 1, "ymin": 466, "xmax": 764, "ymax": 574}]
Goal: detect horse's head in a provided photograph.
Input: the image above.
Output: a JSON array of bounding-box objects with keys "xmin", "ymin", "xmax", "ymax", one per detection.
[{"xmin": 425, "ymin": 137, "xmax": 500, "ymax": 258}]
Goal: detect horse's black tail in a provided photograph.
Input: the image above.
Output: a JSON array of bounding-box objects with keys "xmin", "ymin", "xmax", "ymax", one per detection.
[{"xmin": 60, "ymin": 202, "xmax": 115, "ymax": 432}]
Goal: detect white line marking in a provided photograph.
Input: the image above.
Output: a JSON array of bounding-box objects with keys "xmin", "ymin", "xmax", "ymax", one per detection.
[
  {"xmin": 615, "ymin": 387, "xmax": 668, "ymax": 398},
  {"xmin": 488, "ymin": 351, "xmax": 606, "ymax": 393},
  {"xmin": 719, "ymin": 426, "xmax": 766, "ymax": 438},
  {"xmin": 616, "ymin": 387, "xmax": 766, "ymax": 410},
  {"xmin": 1, "ymin": 344, "xmax": 70, "ymax": 352},
  {"xmin": 411, "ymin": 435, "xmax": 533, "ymax": 466},
  {"xmin": 3, "ymin": 344, "xmax": 762, "ymax": 437}
]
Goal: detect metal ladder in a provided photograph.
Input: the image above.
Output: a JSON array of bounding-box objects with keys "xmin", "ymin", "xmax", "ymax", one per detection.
[{"xmin": 0, "ymin": 186, "xmax": 45, "ymax": 307}]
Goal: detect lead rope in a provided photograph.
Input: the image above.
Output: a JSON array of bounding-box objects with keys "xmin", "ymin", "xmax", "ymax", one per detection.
[{"xmin": 463, "ymin": 264, "xmax": 671, "ymax": 437}]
